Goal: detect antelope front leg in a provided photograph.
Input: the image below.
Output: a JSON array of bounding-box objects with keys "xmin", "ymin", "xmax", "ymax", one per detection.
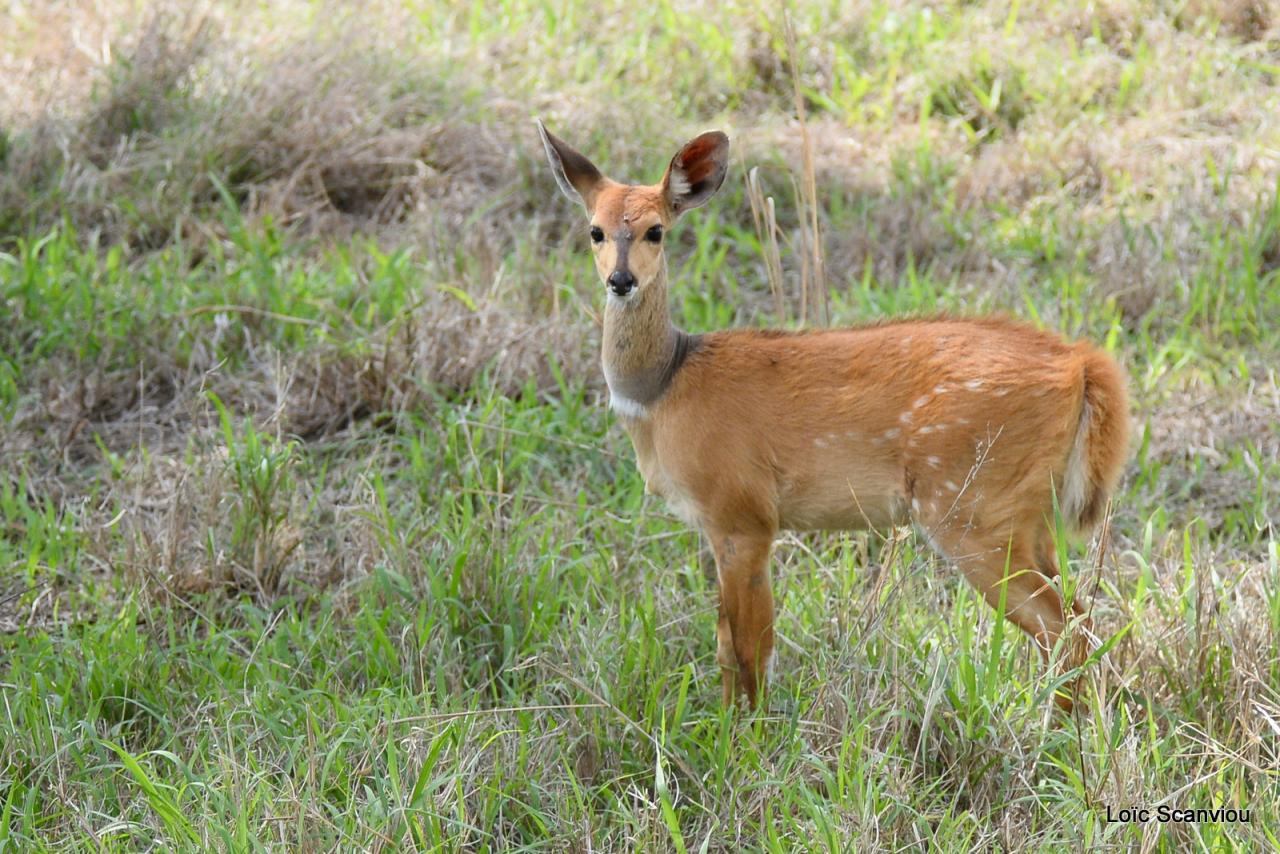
[{"xmin": 711, "ymin": 531, "xmax": 776, "ymax": 709}]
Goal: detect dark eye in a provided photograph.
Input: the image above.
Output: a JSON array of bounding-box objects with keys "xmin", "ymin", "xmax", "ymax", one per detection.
[
  {"xmin": 644, "ymin": 225, "xmax": 663, "ymax": 243},
  {"xmin": 589, "ymin": 226, "xmax": 604, "ymax": 244}
]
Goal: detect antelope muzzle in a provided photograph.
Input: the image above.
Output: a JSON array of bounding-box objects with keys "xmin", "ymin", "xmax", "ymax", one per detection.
[{"xmin": 608, "ymin": 269, "xmax": 637, "ymax": 297}]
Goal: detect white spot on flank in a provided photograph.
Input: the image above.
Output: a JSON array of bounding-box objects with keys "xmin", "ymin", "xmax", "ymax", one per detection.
[
  {"xmin": 911, "ymin": 498, "xmax": 921, "ymax": 513},
  {"xmin": 913, "ymin": 395, "xmax": 931, "ymax": 409},
  {"xmin": 927, "ymin": 456, "xmax": 941, "ymax": 469},
  {"xmin": 899, "ymin": 411, "xmax": 913, "ymax": 424},
  {"xmin": 845, "ymin": 430, "xmax": 857, "ymax": 439},
  {"xmin": 884, "ymin": 427, "xmax": 901, "ymax": 439},
  {"xmin": 933, "ymin": 384, "xmax": 949, "ymax": 395},
  {"xmin": 945, "ymin": 480, "xmax": 960, "ymax": 492},
  {"xmin": 994, "ymin": 388, "xmax": 1011, "ymax": 397},
  {"xmin": 814, "ymin": 437, "xmax": 828, "ymax": 448},
  {"xmin": 918, "ymin": 425, "xmax": 936, "ymax": 435},
  {"xmin": 955, "ymin": 417, "xmax": 971, "ymax": 426},
  {"xmin": 609, "ymin": 393, "xmax": 649, "ymax": 419},
  {"xmin": 965, "ymin": 379, "xmax": 985, "ymax": 391}
]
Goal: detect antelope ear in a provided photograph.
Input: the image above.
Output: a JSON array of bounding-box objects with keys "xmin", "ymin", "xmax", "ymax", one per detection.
[
  {"xmin": 662, "ymin": 131, "xmax": 730, "ymax": 216},
  {"xmin": 536, "ymin": 119, "xmax": 605, "ymax": 214}
]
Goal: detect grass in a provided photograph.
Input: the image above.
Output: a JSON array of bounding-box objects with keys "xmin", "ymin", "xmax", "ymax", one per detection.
[{"xmin": 2, "ymin": 0, "xmax": 1280, "ymax": 849}]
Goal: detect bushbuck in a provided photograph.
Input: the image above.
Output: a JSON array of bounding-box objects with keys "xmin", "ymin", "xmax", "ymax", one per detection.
[{"xmin": 537, "ymin": 121, "xmax": 1129, "ymax": 711}]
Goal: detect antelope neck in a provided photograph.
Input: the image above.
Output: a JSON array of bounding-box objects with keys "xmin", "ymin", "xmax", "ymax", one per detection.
[{"xmin": 601, "ymin": 267, "xmax": 699, "ymax": 413}]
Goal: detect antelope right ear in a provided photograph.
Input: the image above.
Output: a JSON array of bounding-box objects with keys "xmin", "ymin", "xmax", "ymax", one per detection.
[
  {"xmin": 663, "ymin": 130, "xmax": 730, "ymax": 216},
  {"xmin": 536, "ymin": 120, "xmax": 605, "ymax": 214}
]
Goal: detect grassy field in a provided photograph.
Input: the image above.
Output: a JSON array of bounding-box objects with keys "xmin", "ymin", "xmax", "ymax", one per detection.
[{"xmin": 2, "ymin": 0, "xmax": 1279, "ymax": 850}]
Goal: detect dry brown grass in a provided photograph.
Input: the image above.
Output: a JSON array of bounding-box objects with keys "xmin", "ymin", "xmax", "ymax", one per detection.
[
  {"xmin": 2, "ymin": 4, "xmax": 1277, "ymax": 849},
  {"xmin": 1, "ymin": 3, "xmax": 537, "ymax": 272},
  {"xmin": 1139, "ymin": 377, "xmax": 1280, "ymax": 537},
  {"xmin": 0, "ymin": 0, "xmax": 140, "ymax": 121},
  {"xmin": 4, "ymin": 0, "xmax": 1279, "ymax": 314},
  {"xmin": 2, "ymin": 286, "xmax": 597, "ymax": 475},
  {"xmin": 5, "ymin": 0, "xmax": 1278, "ymax": 599}
]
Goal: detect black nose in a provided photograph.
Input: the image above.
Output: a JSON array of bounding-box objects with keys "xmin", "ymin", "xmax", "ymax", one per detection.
[{"xmin": 608, "ymin": 270, "xmax": 636, "ymax": 296}]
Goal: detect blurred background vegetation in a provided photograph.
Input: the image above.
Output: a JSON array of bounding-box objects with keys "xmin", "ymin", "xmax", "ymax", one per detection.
[{"xmin": 1, "ymin": 1, "xmax": 1278, "ymax": 850}]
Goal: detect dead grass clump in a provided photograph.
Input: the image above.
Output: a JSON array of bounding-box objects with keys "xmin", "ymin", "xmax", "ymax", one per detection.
[
  {"xmin": 1, "ymin": 349, "xmax": 193, "ymax": 480},
  {"xmin": 286, "ymin": 295, "xmax": 598, "ymax": 438},
  {"xmin": 1100, "ymin": 540, "xmax": 1280, "ymax": 738},
  {"xmin": 743, "ymin": 120, "xmax": 986, "ymax": 289},
  {"xmin": 956, "ymin": 134, "xmax": 1112, "ymax": 213},
  {"xmin": 1180, "ymin": 0, "xmax": 1275, "ymax": 41},
  {"xmin": 1224, "ymin": 0, "xmax": 1274, "ymax": 41},
  {"xmin": 1088, "ymin": 186, "xmax": 1268, "ymax": 327},
  {"xmin": 101, "ymin": 443, "xmax": 362, "ymax": 603},
  {"xmin": 0, "ymin": 1, "xmax": 134, "ymax": 123},
  {"xmin": 1051, "ymin": 0, "xmax": 1141, "ymax": 54},
  {"xmin": 4, "ymin": 293, "xmax": 598, "ymax": 486},
  {"xmin": 0, "ymin": 8, "xmax": 532, "ymax": 264},
  {"xmin": 1090, "ymin": 205, "xmax": 1207, "ymax": 325},
  {"xmin": 43, "ymin": 288, "xmax": 605, "ymax": 608},
  {"xmin": 0, "ymin": 9, "xmax": 209, "ymax": 246},
  {"xmin": 1125, "ymin": 377, "xmax": 1280, "ymax": 546},
  {"xmin": 223, "ymin": 50, "xmax": 525, "ymax": 258},
  {"xmin": 0, "ymin": 580, "xmax": 25, "ymax": 635},
  {"xmin": 827, "ymin": 175, "xmax": 978, "ymax": 286},
  {"xmin": 76, "ymin": 11, "xmax": 210, "ymax": 166}
]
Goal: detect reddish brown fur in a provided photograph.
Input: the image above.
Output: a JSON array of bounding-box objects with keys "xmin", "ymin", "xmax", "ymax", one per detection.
[{"xmin": 537, "ymin": 121, "xmax": 1131, "ymax": 712}]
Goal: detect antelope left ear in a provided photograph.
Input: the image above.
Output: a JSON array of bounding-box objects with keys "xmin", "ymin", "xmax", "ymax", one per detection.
[
  {"xmin": 662, "ymin": 131, "xmax": 729, "ymax": 216},
  {"xmin": 537, "ymin": 119, "xmax": 606, "ymax": 214}
]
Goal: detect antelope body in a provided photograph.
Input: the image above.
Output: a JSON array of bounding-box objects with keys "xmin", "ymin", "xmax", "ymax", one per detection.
[{"xmin": 538, "ymin": 121, "xmax": 1130, "ymax": 710}]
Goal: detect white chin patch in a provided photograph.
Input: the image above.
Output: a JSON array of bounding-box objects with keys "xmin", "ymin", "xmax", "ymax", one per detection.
[
  {"xmin": 606, "ymin": 289, "xmax": 636, "ymax": 307},
  {"xmin": 609, "ymin": 393, "xmax": 649, "ymax": 419}
]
